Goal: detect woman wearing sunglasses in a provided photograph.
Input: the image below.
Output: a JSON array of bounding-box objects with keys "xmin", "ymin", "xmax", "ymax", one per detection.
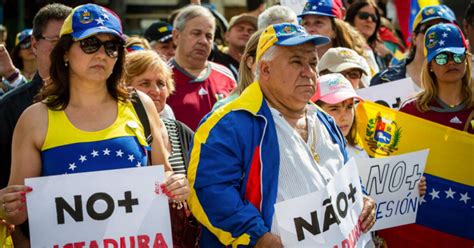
[
  {"xmin": 10, "ymin": 29, "xmax": 37, "ymax": 81},
  {"xmin": 2, "ymin": 4, "xmax": 189, "ymax": 228},
  {"xmin": 400, "ymin": 23, "xmax": 473, "ymax": 134},
  {"xmin": 345, "ymin": 0, "xmax": 390, "ymax": 73}
]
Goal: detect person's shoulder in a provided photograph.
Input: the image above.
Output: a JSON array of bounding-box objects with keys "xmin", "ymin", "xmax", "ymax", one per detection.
[
  {"xmin": 370, "ymin": 60, "xmax": 407, "ymax": 86},
  {"xmin": 0, "ymin": 78, "xmax": 41, "ymax": 105},
  {"xmin": 399, "ymin": 97, "xmax": 418, "ymax": 113},
  {"xmin": 209, "ymin": 61, "xmax": 236, "ymax": 82}
]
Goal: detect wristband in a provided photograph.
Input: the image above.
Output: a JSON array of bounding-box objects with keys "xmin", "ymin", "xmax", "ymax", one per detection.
[{"xmin": 5, "ymin": 69, "xmax": 20, "ymax": 83}]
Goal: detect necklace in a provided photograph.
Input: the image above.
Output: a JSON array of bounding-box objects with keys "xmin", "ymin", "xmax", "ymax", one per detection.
[{"xmin": 309, "ymin": 118, "xmax": 320, "ymax": 164}]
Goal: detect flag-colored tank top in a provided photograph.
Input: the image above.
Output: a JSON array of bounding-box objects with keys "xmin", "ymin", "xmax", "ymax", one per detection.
[{"xmin": 41, "ymin": 101, "xmax": 149, "ymax": 176}]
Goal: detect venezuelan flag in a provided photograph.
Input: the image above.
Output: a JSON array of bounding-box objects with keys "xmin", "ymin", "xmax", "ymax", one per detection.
[
  {"xmin": 356, "ymin": 101, "xmax": 474, "ymax": 247},
  {"xmin": 394, "ymin": 0, "xmax": 440, "ymax": 44}
]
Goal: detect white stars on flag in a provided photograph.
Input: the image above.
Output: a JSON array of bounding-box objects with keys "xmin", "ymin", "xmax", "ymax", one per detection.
[
  {"xmin": 136, "ymin": 161, "xmax": 142, "ymax": 167},
  {"xmin": 445, "ymin": 188, "xmax": 456, "ymax": 199},
  {"xmin": 103, "ymin": 148, "xmax": 110, "ymax": 156},
  {"xmin": 128, "ymin": 154, "xmax": 135, "ymax": 162},
  {"xmin": 116, "ymin": 149, "xmax": 124, "ymax": 157},
  {"xmin": 91, "ymin": 150, "xmax": 99, "ymax": 157},
  {"xmin": 79, "ymin": 155, "xmax": 87, "ymax": 163},
  {"xmin": 429, "ymin": 188, "xmax": 440, "ymax": 200},
  {"xmin": 69, "ymin": 163, "xmax": 77, "ymax": 171},
  {"xmin": 459, "ymin": 192, "xmax": 471, "ymax": 204}
]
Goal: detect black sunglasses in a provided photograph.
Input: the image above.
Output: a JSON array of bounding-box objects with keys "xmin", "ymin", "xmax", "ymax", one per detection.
[
  {"xmin": 79, "ymin": 36, "xmax": 122, "ymax": 58},
  {"xmin": 357, "ymin": 12, "xmax": 378, "ymax": 22},
  {"xmin": 434, "ymin": 52, "xmax": 466, "ymax": 66},
  {"xmin": 342, "ymin": 70, "xmax": 363, "ymax": 80}
]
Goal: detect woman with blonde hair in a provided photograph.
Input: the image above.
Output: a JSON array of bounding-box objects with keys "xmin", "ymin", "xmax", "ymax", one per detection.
[{"xmin": 400, "ymin": 23, "xmax": 473, "ymax": 133}]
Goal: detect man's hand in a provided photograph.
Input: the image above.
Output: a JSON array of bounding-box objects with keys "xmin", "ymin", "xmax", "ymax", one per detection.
[
  {"xmin": 418, "ymin": 176, "xmax": 427, "ymax": 197},
  {"xmin": 359, "ymin": 195, "xmax": 376, "ymax": 233},
  {"xmin": 255, "ymin": 232, "xmax": 283, "ymax": 248},
  {"xmin": 0, "ymin": 45, "xmax": 17, "ymax": 78}
]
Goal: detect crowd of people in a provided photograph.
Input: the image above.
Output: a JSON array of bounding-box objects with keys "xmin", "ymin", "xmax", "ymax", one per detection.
[{"xmin": 0, "ymin": 0, "xmax": 472, "ymax": 247}]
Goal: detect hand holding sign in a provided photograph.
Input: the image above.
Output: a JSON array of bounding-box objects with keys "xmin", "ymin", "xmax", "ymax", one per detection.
[
  {"xmin": 255, "ymin": 232, "xmax": 283, "ymax": 248},
  {"xmin": 359, "ymin": 196, "xmax": 376, "ymax": 232},
  {"xmin": 0, "ymin": 185, "xmax": 32, "ymax": 222}
]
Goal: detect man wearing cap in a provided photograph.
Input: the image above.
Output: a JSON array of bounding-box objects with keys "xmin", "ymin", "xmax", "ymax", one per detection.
[
  {"xmin": 167, "ymin": 5, "xmax": 236, "ymax": 131},
  {"xmin": 213, "ymin": 14, "xmax": 257, "ymax": 79},
  {"xmin": 317, "ymin": 47, "xmax": 370, "ymax": 89},
  {"xmin": 187, "ymin": 23, "xmax": 376, "ymax": 247},
  {"xmin": 371, "ymin": 5, "xmax": 456, "ymax": 87},
  {"xmin": 144, "ymin": 21, "xmax": 175, "ymax": 61}
]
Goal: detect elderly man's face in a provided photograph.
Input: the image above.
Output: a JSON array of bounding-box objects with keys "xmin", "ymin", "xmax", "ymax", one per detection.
[
  {"xmin": 260, "ymin": 42, "xmax": 318, "ymax": 111},
  {"xmin": 174, "ymin": 16, "xmax": 215, "ymax": 63}
]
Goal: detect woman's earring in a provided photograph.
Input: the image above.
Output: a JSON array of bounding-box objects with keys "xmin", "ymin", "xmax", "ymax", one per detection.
[{"xmin": 64, "ymin": 60, "xmax": 69, "ymax": 67}]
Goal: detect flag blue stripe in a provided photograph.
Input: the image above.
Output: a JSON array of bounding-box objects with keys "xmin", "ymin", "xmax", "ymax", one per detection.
[{"xmin": 416, "ymin": 174, "xmax": 474, "ymax": 240}]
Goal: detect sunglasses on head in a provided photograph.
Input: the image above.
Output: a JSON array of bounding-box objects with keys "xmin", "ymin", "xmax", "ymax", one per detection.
[
  {"xmin": 79, "ymin": 36, "xmax": 122, "ymax": 58},
  {"xmin": 19, "ymin": 41, "xmax": 31, "ymax": 49},
  {"xmin": 433, "ymin": 52, "xmax": 466, "ymax": 66},
  {"xmin": 357, "ymin": 12, "xmax": 378, "ymax": 22}
]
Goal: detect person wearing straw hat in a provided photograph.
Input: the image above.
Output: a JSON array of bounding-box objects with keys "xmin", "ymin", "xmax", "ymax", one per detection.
[
  {"xmin": 2, "ymin": 3, "xmax": 189, "ymax": 228},
  {"xmin": 188, "ymin": 23, "xmax": 376, "ymax": 247}
]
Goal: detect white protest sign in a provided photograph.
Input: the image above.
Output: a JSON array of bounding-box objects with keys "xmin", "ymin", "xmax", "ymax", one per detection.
[
  {"xmin": 280, "ymin": 0, "xmax": 306, "ymax": 16},
  {"xmin": 357, "ymin": 77, "xmax": 419, "ymax": 110},
  {"xmin": 355, "ymin": 149, "xmax": 429, "ymax": 231},
  {"xmin": 26, "ymin": 166, "xmax": 171, "ymax": 248},
  {"xmin": 275, "ymin": 159, "xmax": 371, "ymax": 248}
]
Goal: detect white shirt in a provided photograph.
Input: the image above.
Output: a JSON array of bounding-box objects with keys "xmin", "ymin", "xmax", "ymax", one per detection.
[{"xmin": 269, "ymin": 104, "xmax": 344, "ymax": 234}]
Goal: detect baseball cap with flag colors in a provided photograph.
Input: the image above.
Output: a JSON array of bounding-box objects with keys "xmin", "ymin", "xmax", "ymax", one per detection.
[
  {"xmin": 256, "ymin": 23, "xmax": 330, "ymax": 62},
  {"xmin": 313, "ymin": 73, "xmax": 363, "ymax": 104},
  {"xmin": 15, "ymin": 29, "xmax": 32, "ymax": 46},
  {"xmin": 298, "ymin": 0, "xmax": 344, "ymax": 19},
  {"xmin": 60, "ymin": 4, "xmax": 125, "ymax": 42},
  {"xmin": 424, "ymin": 23, "xmax": 468, "ymax": 63},
  {"xmin": 412, "ymin": 5, "xmax": 456, "ymax": 33}
]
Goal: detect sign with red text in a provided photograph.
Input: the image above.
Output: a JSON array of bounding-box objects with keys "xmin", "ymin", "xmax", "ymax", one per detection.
[
  {"xmin": 274, "ymin": 159, "xmax": 371, "ymax": 248},
  {"xmin": 356, "ymin": 149, "xmax": 428, "ymax": 231},
  {"xmin": 26, "ymin": 166, "xmax": 171, "ymax": 248},
  {"xmin": 356, "ymin": 78, "xmax": 419, "ymax": 110}
]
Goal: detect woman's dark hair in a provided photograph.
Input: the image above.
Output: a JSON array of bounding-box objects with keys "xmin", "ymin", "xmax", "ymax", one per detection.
[
  {"xmin": 10, "ymin": 37, "xmax": 31, "ymax": 70},
  {"xmin": 35, "ymin": 34, "xmax": 129, "ymax": 110},
  {"xmin": 345, "ymin": 0, "xmax": 381, "ymax": 47}
]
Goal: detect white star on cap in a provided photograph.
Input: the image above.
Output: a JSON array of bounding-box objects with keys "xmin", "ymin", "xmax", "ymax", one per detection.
[
  {"xmin": 128, "ymin": 154, "xmax": 135, "ymax": 162},
  {"xmin": 442, "ymin": 32, "xmax": 448, "ymax": 38},
  {"xmin": 116, "ymin": 149, "xmax": 123, "ymax": 157},
  {"xmin": 439, "ymin": 40, "xmax": 445, "ymax": 46},
  {"xmin": 102, "ymin": 12, "xmax": 109, "ymax": 20},
  {"xmin": 136, "ymin": 161, "xmax": 142, "ymax": 167},
  {"xmin": 318, "ymin": 2, "xmax": 323, "ymax": 5},
  {"xmin": 459, "ymin": 192, "xmax": 471, "ymax": 204},
  {"xmin": 95, "ymin": 17, "xmax": 105, "ymax": 25},
  {"xmin": 312, "ymin": 5, "xmax": 317, "ymax": 10},
  {"xmin": 103, "ymin": 148, "xmax": 110, "ymax": 155}
]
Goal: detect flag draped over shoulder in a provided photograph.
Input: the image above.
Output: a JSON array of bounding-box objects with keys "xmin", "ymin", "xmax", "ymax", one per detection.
[
  {"xmin": 394, "ymin": 0, "xmax": 440, "ymax": 44},
  {"xmin": 356, "ymin": 101, "xmax": 474, "ymax": 246}
]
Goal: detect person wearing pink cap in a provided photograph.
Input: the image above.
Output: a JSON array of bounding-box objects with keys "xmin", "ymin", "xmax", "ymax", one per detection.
[{"xmin": 313, "ymin": 73, "xmax": 368, "ymax": 158}]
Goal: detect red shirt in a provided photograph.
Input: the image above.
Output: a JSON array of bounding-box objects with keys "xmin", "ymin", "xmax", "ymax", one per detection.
[
  {"xmin": 400, "ymin": 97, "xmax": 473, "ymax": 134},
  {"xmin": 167, "ymin": 59, "xmax": 236, "ymax": 130}
]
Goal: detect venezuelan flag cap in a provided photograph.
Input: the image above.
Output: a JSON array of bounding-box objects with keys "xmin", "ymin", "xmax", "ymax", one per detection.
[
  {"xmin": 60, "ymin": 4, "xmax": 125, "ymax": 42},
  {"xmin": 299, "ymin": 0, "xmax": 343, "ymax": 19},
  {"xmin": 256, "ymin": 23, "xmax": 330, "ymax": 62},
  {"xmin": 424, "ymin": 23, "xmax": 467, "ymax": 62},
  {"xmin": 15, "ymin": 29, "xmax": 32, "ymax": 46},
  {"xmin": 412, "ymin": 5, "xmax": 456, "ymax": 33}
]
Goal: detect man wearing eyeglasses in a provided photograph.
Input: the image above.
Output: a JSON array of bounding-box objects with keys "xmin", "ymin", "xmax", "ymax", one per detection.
[{"xmin": 0, "ymin": 3, "xmax": 71, "ymax": 246}]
